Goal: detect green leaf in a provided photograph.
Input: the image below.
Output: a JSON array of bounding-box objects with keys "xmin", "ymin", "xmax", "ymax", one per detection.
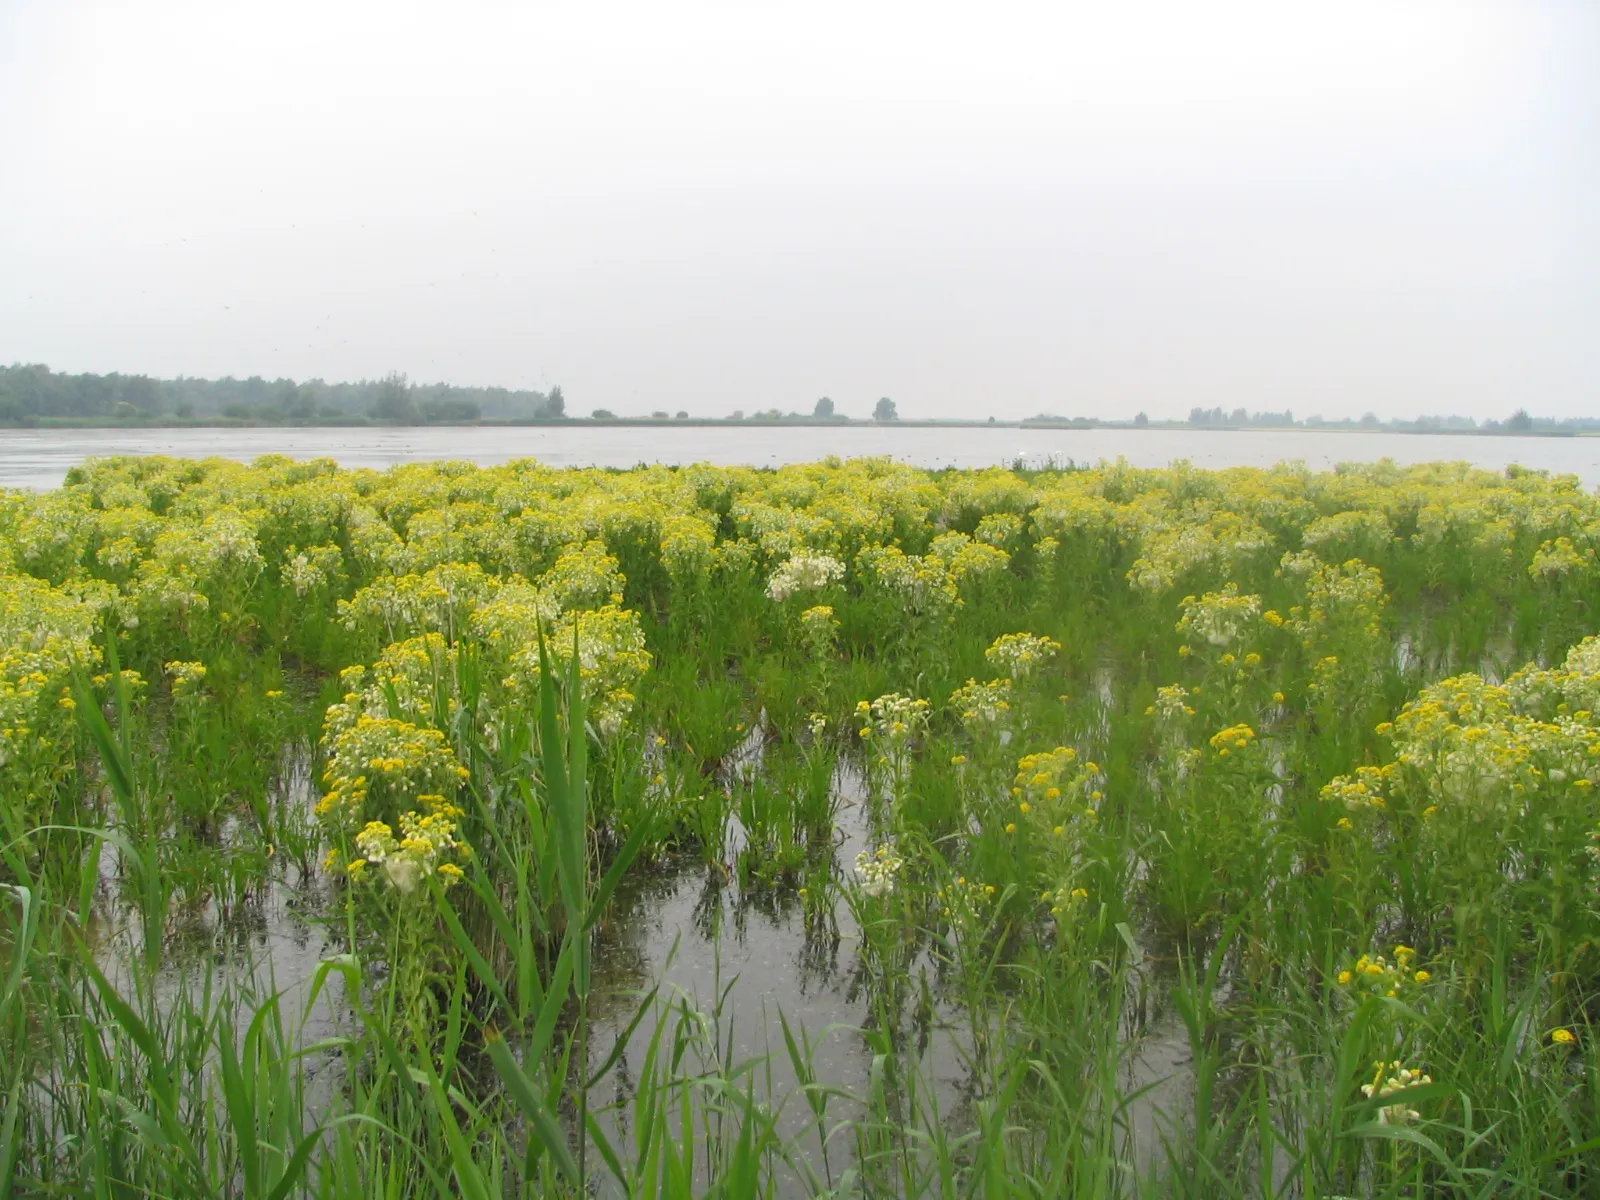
[{"xmin": 484, "ymin": 1031, "xmax": 581, "ymax": 1186}]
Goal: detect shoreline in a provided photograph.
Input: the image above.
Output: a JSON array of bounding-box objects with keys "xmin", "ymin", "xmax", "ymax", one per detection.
[{"xmin": 0, "ymin": 417, "xmax": 1586, "ymax": 438}]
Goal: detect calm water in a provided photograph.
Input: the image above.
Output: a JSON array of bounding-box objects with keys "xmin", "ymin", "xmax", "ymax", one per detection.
[{"xmin": 4, "ymin": 424, "xmax": 1600, "ymax": 489}]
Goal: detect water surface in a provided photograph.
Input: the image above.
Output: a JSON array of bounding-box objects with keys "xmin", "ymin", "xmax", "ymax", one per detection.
[{"xmin": 5, "ymin": 425, "xmax": 1600, "ymax": 489}]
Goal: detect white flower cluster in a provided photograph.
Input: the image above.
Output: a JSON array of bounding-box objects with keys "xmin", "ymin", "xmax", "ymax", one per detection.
[
  {"xmin": 985, "ymin": 632, "xmax": 1061, "ymax": 679},
  {"xmin": 854, "ymin": 843, "xmax": 904, "ymax": 898},
  {"xmin": 1361, "ymin": 1061, "xmax": 1431, "ymax": 1126},
  {"xmin": 766, "ymin": 553, "xmax": 845, "ymax": 602},
  {"xmin": 1177, "ymin": 586, "xmax": 1262, "ymax": 648},
  {"xmin": 1150, "ymin": 684, "xmax": 1195, "ymax": 722},
  {"xmin": 856, "ymin": 692, "xmax": 932, "ymax": 743}
]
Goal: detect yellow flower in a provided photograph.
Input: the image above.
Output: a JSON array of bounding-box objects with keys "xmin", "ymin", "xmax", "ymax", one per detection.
[
  {"xmin": 1336, "ymin": 817, "xmax": 1353, "ymax": 831},
  {"xmin": 1004, "ymin": 823, "xmax": 1017, "ymax": 834},
  {"xmin": 1552, "ymin": 1028, "xmax": 1576, "ymax": 1045},
  {"xmin": 951, "ymin": 754, "xmax": 967, "ymax": 765},
  {"xmin": 1018, "ymin": 801, "xmax": 1031, "ymax": 814},
  {"xmin": 1337, "ymin": 970, "xmax": 1353, "ymax": 985},
  {"xmin": 1413, "ymin": 970, "xmax": 1431, "ymax": 983}
]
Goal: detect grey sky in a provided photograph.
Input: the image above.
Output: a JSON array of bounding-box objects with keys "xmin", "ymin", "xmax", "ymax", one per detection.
[{"xmin": 2, "ymin": 1, "xmax": 1595, "ymax": 421}]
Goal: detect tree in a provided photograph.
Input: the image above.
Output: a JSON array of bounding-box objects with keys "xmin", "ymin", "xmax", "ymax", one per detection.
[
  {"xmin": 546, "ymin": 385, "xmax": 565, "ymax": 418},
  {"xmin": 652, "ymin": 410, "xmax": 669, "ymax": 420},
  {"xmin": 372, "ymin": 372, "xmax": 414, "ymax": 422},
  {"xmin": 873, "ymin": 397, "xmax": 897, "ymax": 421},
  {"xmin": 421, "ymin": 397, "xmax": 481, "ymax": 422},
  {"xmin": 591, "ymin": 408, "xmax": 615, "ymax": 420},
  {"xmin": 814, "ymin": 396, "xmax": 835, "ymax": 418},
  {"xmin": 675, "ymin": 411, "xmax": 689, "ymax": 420},
  {"xmin": 1507, "ymin": 408, "xmax": 1533, "ymax": 433},
  {"xmin": 1134, "ymin": 411, "xmax": 1149, "ymax": 426},
  {"xmin": 119, "ymin": 374, "xmax": 160, "ymax": 415}
]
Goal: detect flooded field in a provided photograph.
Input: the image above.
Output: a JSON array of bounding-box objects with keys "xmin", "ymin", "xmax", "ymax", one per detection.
[{"xmin": 5, "ymin": 453, "xmax": 1600, "ymax": 1196}]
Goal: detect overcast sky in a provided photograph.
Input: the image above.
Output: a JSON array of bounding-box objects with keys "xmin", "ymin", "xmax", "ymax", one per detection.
[{"xmin": 1, "ymin": 1, "xmax": 1595, "ymax": 421}]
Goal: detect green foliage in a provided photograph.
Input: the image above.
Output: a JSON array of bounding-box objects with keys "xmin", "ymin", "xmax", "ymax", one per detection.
[{"xmin": 3, "ymin": 454, "xmax": 1600, "ymax": 1195}]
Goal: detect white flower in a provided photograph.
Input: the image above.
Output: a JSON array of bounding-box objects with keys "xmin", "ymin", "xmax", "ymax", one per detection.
[
  {"xmin": 766, "ymin": 554, "xmax": 845, "ymax": 602},
  {"xmin": 854, "ymin": 844, "xmax": 904, "ymax": 898},
  {"xmin": 1361, "ymin": 1062, "xmax": 1431, "ymax": 1125},
  {"xmin": 383, "ymin": 856, "xmax": 422, "ymax": 895}
]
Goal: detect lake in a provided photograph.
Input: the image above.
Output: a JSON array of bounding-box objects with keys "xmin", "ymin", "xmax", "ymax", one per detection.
[{"xmin": 4, "ymin": 423, "xmax": 1600, "ymax": 490}]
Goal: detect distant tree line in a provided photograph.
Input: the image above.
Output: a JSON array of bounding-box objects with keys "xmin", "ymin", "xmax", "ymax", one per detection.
[
  {"xmin": 0, "ymin": 364, "xmax": 564, "ymax": 425},
  {"xmin": 4, "ymin": 364, "xmax": 1583, "ymax": 433},
  {"xmin": 1186, "ymin": 406, "xmax": 1598, "ymax": 434}
]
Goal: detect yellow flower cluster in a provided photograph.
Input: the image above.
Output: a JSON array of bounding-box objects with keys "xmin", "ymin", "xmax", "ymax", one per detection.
[
  {"xmin": 319, "ymin": 713, "xmax": 466, "ymax": 827},
  {"xmin": 1012, "ymin": 747, "xmax": 1101, "ymax": 836},
  {"xmin": 1319, "ymin": 764, "xmax": 1395, "ymax": 812},
  {"xmin": 1529, "ymin": 536, "xmax": 1595, "ymax": 580},
  {"xmin": 937, "ymin": 874, "xmax": 998, "ymax": 923},
  {"xmin": 984, "ymin": 632, "xmax": 1061, "ymax": 679},
  {"xmin": 1044, "ymin": 885, "xmax": 1091, "ymax": 921},
  {"xmin": 855, "ymin": 544, "xmax": 961, "ymax": 617},
  {"xmin": 1146, "ymin": 683, "xmax": 1196, "ymax": 722},
  {"xmin": 349, "ymin": 803, "xmax": 464, "ymax": 894},
  {"xmin": 797, "ymin": 604, "xmax": 839, "ymax": 658},
  {"xmin": 0, "ymin": 572, "xmax": 102, "ymax": 799},
  {"xmin": 1337, "ymin": 945, "xmax": 1430, "ymax": 999},
  {"xmin": 856, "ymin": 693, "xmax": 931, "ymax": 744},
  {"xmin": 1208, "ymin": 723, "xmax": 1256, "ymax": 757},
  {"xmin": 163, "ymin": 659, "xmax": 208, "ymax": 698},
  {"xmin": 949, "ymin": 677, "xmax": 1014, "ymax": 729}
]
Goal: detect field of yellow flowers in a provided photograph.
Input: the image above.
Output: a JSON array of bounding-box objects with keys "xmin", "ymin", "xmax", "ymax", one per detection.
[{"xmin": 2, "ymin": 453, "xmax": 1598, "ymax": 1196}]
